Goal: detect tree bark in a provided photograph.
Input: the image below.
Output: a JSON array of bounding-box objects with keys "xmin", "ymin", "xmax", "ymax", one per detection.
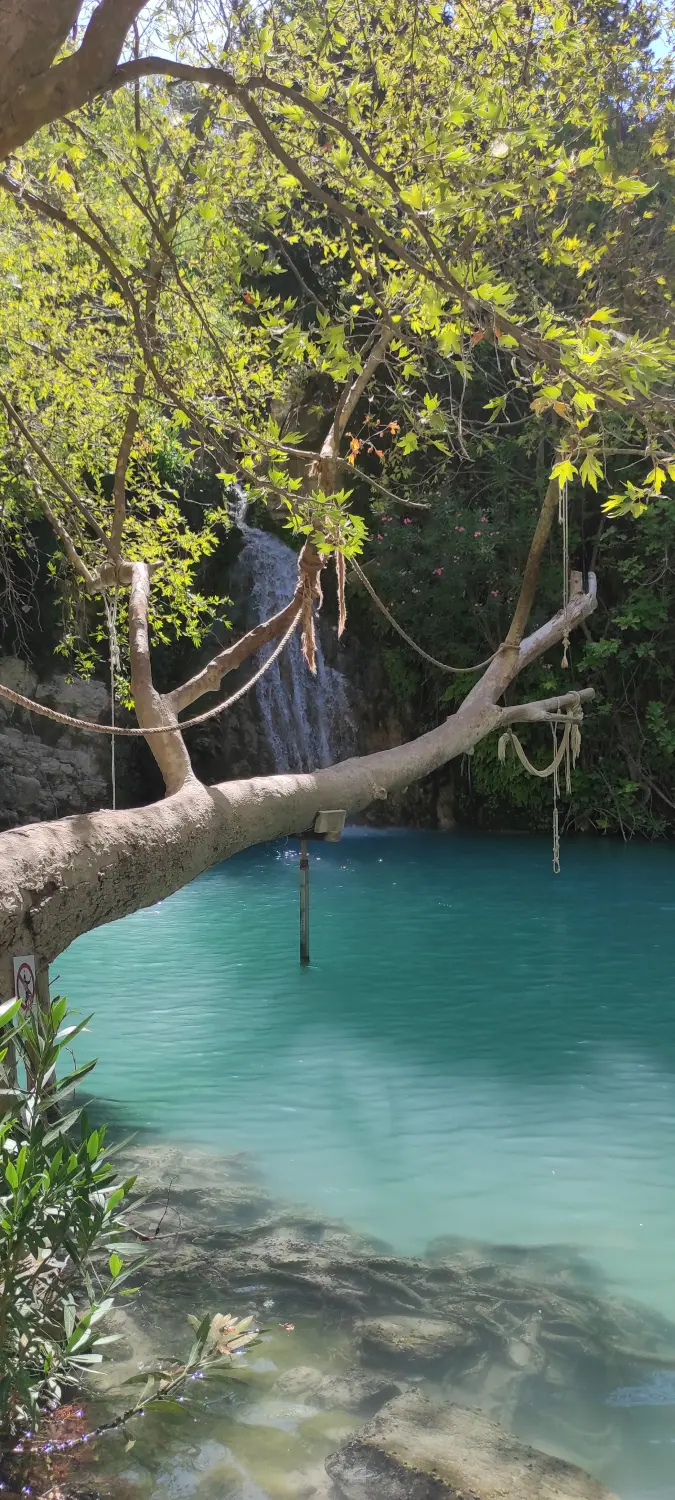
[
  {"xmin": 0, "ymin": 584, "xmax": 596, "ymax": 991},
  {"xmin": 128, "ymin": 561, "xmax": 194, "ymax": 795},
  {"xmin": 0, "ymin": 0, "xmax": 145, "ymax": 161}
]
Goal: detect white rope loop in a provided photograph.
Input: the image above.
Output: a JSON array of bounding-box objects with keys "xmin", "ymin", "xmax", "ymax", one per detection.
[{"xmin": 497, "ymin": 694, "xmax": 583, "ymax": 874}]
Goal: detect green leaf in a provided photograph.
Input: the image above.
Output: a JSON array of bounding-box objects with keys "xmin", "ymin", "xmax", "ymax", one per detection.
[
  {"xmin": 187, "ymin": 1313, "xmax": 212, "ymax": 1367},
  {"xmin": 42, "ymin": 1107, "xmax": 83, "ymax": 1145},
  {"xmin": 551, "ymin": 459, "xmax": 578, "ymax": 487},
  {"xmin": 401, "ymin": 183, "xmax": 425, "ymax": 211},
  {"xmin": 109, "ymin": 1252, "xmax": 123, "ymax": 1278},
  {"xmin": 580, "ymin": 453, "xmax": 603, "ymax": 491},
  {"xmin": 0, "ymin": 998, "xmax": 21, "ymax": 1028}
]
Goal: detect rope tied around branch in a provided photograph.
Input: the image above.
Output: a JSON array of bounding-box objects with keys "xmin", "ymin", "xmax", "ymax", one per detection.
[{"xmin": 497, "ymin": 694, "xmax": 583, "ymax": 873}]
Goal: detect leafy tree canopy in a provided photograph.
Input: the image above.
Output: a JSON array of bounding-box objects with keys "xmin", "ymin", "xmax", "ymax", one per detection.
[{"xmin": 0, "ymin": 0, "xmax": 674, "ymax": 707}]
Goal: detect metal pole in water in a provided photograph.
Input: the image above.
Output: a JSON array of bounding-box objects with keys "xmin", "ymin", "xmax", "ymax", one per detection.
[{"xmin": 299, "ymin": 838, "xmax": 310, "ymax": 965}]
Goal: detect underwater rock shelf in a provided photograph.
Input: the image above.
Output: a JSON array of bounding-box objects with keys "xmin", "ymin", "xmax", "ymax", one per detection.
[
  {"xmin": 325, "ymin": 1392, "xmax": 619, "ymax": 1500},
  {"xmin": 92, "ymin": 1143, "xmax": 675, "ymax": 1499}
]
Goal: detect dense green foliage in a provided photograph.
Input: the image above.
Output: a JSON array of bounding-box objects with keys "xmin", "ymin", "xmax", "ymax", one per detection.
[
  {"xmin": 0, "ymin": 994, "xmax": 140, "ymax": 1432},
  {"xmin": 0, "ymin": 0, "xmax": 674, "ymax": 830},
  {"xmin": 358, "ymin": 467, "xmax": 675, "ymax": 836},
  {"xmin": 0, "ymin": 993, "xmax": 259, "ymax": 1455}
]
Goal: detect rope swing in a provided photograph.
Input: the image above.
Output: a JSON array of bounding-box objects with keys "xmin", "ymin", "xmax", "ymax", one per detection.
[
  {"xmin": 498, "ymin": 698, "xmax": 583, "ymax": 874},
  {"xmin": 494, "ymin": 473, "xmax": 581, "ymax": 872}
]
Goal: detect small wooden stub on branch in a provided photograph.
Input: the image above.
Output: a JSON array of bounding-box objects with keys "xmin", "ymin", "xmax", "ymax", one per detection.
[{"xmin": 312, "ymin": 809, "xmax": 347, "ymax": 842}]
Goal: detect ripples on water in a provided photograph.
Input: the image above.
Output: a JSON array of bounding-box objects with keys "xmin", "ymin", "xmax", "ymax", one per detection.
[{"xmin": 54, "ymin": 831, "xmax": 675, "ymax": 1499}]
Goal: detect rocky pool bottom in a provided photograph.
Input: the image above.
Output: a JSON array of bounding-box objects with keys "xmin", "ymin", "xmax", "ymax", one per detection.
[{"xmin": 8, "ymin": 1144, "xmax": 675, "ymax": 1500}]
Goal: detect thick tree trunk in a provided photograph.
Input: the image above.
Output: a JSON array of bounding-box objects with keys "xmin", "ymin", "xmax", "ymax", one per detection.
[{"xmin": 0, "ymin": 580, "xmax": 596, "ymax": 994}]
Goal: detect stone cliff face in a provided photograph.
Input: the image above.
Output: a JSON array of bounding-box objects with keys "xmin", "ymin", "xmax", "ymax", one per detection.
[{"xmin": 0, "ymin": 656, "xmax": 113, "ymax": 829}]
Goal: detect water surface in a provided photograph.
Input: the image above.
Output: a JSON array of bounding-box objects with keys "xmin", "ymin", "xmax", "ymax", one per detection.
[{"xmin": 54, "ymin": 831, "xmax": 675, "ymax": 1498}]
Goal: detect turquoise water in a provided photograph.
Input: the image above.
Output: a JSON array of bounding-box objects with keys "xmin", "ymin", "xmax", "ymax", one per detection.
[{"xmin": 56, "ymin": 829, "xmax": 675, "ymax": 1320}]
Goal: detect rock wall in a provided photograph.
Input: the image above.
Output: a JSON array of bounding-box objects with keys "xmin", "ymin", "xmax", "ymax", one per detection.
[{"xmin": 0, "ymin": 655, "xmax": 113, "ymax": 829}]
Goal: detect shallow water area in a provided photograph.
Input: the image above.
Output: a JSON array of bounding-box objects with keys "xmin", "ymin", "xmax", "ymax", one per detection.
[{"xmin": 52, "ymin": 831, "xmax": 675, "ymax": 1499}]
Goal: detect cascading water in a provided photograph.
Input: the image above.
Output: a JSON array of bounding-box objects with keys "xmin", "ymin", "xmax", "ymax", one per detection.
[{"xmin": 234, "ymin": 499, "xmax": 354, "ymax": 773}]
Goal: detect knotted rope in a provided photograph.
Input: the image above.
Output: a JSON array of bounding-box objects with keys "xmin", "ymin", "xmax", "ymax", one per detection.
[
  {"xmin": 497, "ymin": 695, "xmax": 583, "ymax": 873},
  {"xmin": 299, "ymin": 548, "xmax": 323, "ymax": 674},
  {"xmin": 336, "ymin": 552, "xmax": 347, "ymax": 638}
]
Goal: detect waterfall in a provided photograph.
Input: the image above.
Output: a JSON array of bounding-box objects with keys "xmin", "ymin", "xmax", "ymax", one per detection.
[{"xmin": 235, "ymin": 516, "xmax": 354, "ymax": 774}]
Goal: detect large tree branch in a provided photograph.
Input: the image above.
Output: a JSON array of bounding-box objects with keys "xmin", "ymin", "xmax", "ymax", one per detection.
[
  {"xmin": 504, "ymin": 475, "xmax": 560, "ymax": 648},
  {"xmin": 0, "ymin": 0, "xmax": 146, "ymax": 161},
  {"xmin": 166, "ymin": 589, "xmax": 304, "ymax": 716},
  {"xmin": 0, "ymin": 574, "xmax": 598, "ymax": 988},
  {"xmin": 515, "ymin": 572, "xmax": 597, "ymax": 674},
  {"xmin": 462, "ymin": 573, "xmax": 597, "ymax": 711}
]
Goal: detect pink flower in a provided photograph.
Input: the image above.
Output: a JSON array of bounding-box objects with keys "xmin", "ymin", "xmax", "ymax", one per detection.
[
  {"xmin": 403, "ymin": 517, "xmax": 413, "ymax": 525},
  {"xmin": 474, "ymin": 530, "xmax": 481, "ymax": 536},
  {"xmin": 456, "ymin": 525, "xmax": 465, "ymax": 532},
  {"xmin": 377, "ymin": 534, "xmax": 383, "ymax": 541},
  {"xmin": 490, "ymin": 590, "xmax": 499, "ymax": 597},
  {"xmin": 481, "ymin": 515, "xmax": 488, "ymax": 522},
  {"xmin": 433, "ymin": 567, "xmax": 443, "ymax": 576}
]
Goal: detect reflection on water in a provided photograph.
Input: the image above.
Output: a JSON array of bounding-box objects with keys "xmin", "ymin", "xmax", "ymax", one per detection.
[{"xmin": 53, "ymin": 832, "xmax": 675, "ymax": 1498}]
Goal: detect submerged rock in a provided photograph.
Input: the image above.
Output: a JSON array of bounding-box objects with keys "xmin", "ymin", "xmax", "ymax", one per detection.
[
  {"xmin": 358, "ymin": 1316, "xmax": 478, "ymax": 1371},
  {"xmin": 272, "ymin": 1363, "xmax": 401, "ymax": 1412},
  {"xmin": 325, "ymin": 1391, "xmax": 620, "ymax": 1500}
]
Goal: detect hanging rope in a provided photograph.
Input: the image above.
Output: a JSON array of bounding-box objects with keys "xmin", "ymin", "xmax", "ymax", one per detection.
[
  {"xmin": 560, "ymin": 479, "xmax": 570, "ymax": 669},
  {"xmin": 552, "ymin": 723, "xmax": 561, "ymax": 875},
  {"xmin": 350, "ymin": 557, "xmax": 498, "ymax": 674},
  {"xmin": 497, "ymin": 697, "xmax": 583, "ymax": 874},
  {"xmin": 336, "ymin": 552, "xmax": 347, "ymax": 638},
  {"xmin": 299, "ymin": 551, "xmax": 323, "ymax": 674},
  {"xmin": 103, "ymin": 590, "xmax": 120, "ymax": 808},
  {"xmin": 0, "ymin": 611, "xmax": 301, "ymax": 737}
]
